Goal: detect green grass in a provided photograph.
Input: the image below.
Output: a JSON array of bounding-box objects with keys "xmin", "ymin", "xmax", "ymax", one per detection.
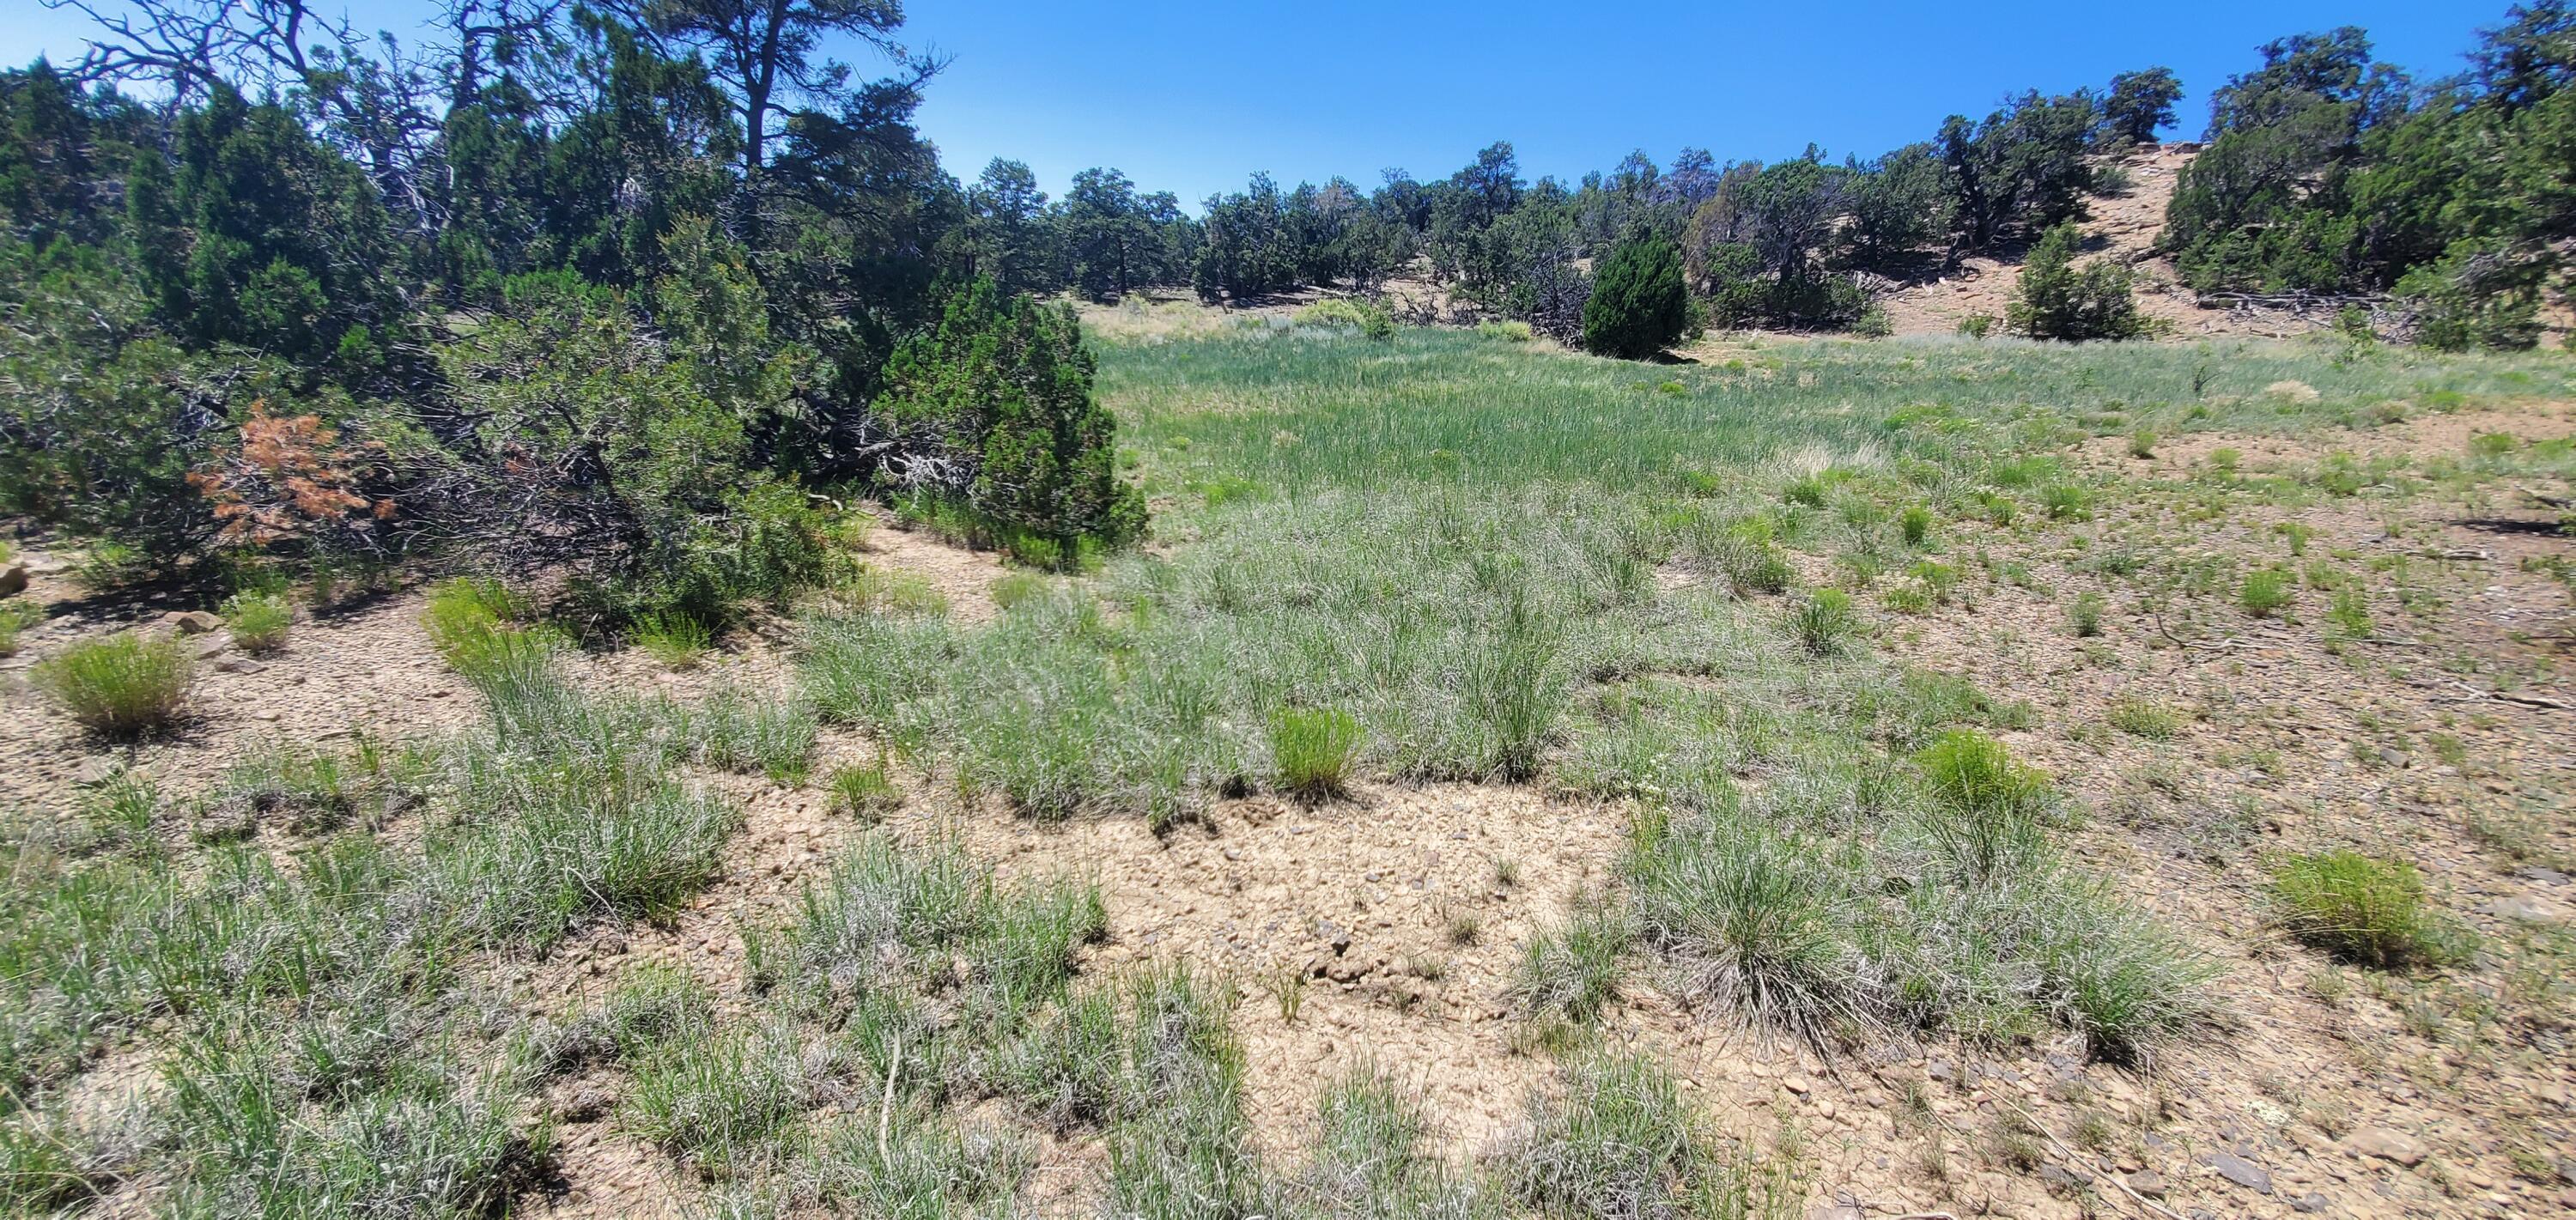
[
  {"xmin": 0, "ymin": 598, "xmax": 41, "ymax": 656},
  {"xmin": 1271, "ymin": 706, "xmax": 1364, "ymax": 801},
  {"xmin": 2271, "ymin": 851, "xmax": 2474, "ymax": 969},
  {"xmin": 2239, "ymin": 567, "xmax": 2295, "ymax": 617},
  {"xmin": 33, "ymin": 632, "xmax": 195, "ymax": 737},
  {"xmin": 632, "ymin": 609, "xmax": 713, "ymax": 668},
  {"xmin": 1510, "ymin": 902, "xmax": 1635, "ymax": 1027},
  {"xmin": 220, "ymin": 591, "xmax": 293, "ymax": 653},
  {"xmin": 825, "ymin": 759, "xmax": 902, "ymax": 819}
]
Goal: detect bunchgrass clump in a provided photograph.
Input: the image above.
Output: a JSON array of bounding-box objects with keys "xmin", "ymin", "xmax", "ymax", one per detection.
[
  {"xmin": 2239, "ymin": 568, "xmax": 2294, "ymax": 617},
  {"xmin": 1783, "ymin": 588, "xmax": 1858, "ymax": 656},
  {"xmin": 2271, "ymin": 851, "xmax": 2473, "ymax": 968},
  {"xmin": 1508, "ymin": 903, "xmax": 1634, "ymax": 1026},
  {"xmin": 633, "ymin": 610, "xmax": 713, "ymax": 669},
  {"xmin": 422, "ymin": 576, "xmax": 531, "ymax": 662},
  {"xmin": 826, "ymin": 759, "xmax": 902, "ymax": 819},
  {"xmin": 1493, "ymin": 1048, "xmax": 1777, "ymax": 1219},
  {"xmin": 1272, "ymin": 707, "xmax": 1363, "ymax": 801},
  {"xmin": 0, "ymin": 598, "xmax": 43, "ymax": 656},
  {"xmin": 1282, "ymin": 1067, "xmax": 1479, "ymax": 1217},
  {"xmin": 2067, "ymin": 591, "xmax": 2106, "ymax": 637},
  {"xmin": 1913, "ymin": 730, "xmax": 2052, "ymax": 877},
  {"xmin": 220, "ymin": 592, "xmax": 293, "ymax": 653},
  {"xmin": 33, "ymin": 632, "xmax": 195, "ymax": 737},
  {"xmin": 2106, "ymin": 699, "xmax": 2181, "ymax": 739}
]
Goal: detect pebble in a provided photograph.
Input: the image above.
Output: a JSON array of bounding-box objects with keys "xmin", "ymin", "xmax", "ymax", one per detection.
[
  {"xmin": 2202, "ymin": 1150, "xmax": 2274, "ymax": 1194},
  {"xmin": 2346, "ymin": 1127, "xmax": 2427, "ymax": 1167}
]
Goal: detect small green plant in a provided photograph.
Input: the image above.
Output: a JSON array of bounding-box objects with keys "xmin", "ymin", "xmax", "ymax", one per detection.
[
  {"xmin": 1899, "ymin": 504, "xmax": 1933, "ymax": 546},
  {"xmin": 1296, "ymin": 298, "xmax": 1396, "ymax": 339},
  {"xmin": 826, "ymin": 760, "xmax": 902, "ymax": 819},
  {"xmin": 0, "ymin": 599, "xmax": 42, "ymax": 656},
  {"xmin": 633, "ymin": 610, "xmax": 713, "ymax": 669},
  {"xmin": 1956, "ymin": 314, "xmax": 1994, "ymax": 339},
  {"xmin": 2239, "ymin": 568, "xmax": 2294, "ymax": 617},
  {"xmin": 1853, "ymin": 305, "xmax": 1893, "ymax": 338},
  {"xmin": 1272, "ymin": 707, "xmax": 1364, "ymax": 801},
  {"xmin": 2207, "ymin": 447, "xmax": 2240, "ymax": 473},
  {"xmin": 2326, "ymin": 590, "xmax": 2374, "ymax": 640},
  {"xmin": 2107, "ymin": 699, "xmax": 2181, "ymax": 739},
  {"xmin": 2039, "ymin": 483, "xmax": 2092, "ymax": 520},
  {"xmin": 2068, "ymin": 591, "xmax": 2106, "ymax": 637},
  {"xmin": 1783, "ymin": 588, "xmax": 1858, "ymax": 655},
  {"xmin": 2270, "ymin": 851, "xmax": 2472, "ymax": 968},
  {"xmin": 422, "ymin": 577, "xmax": 531, "ymax": 664},
  {"xmin": 991, "ymin": 572, "xmax": 1050, "ymax": 610},
  {"xmin": 33, "ymin": 633, "xmax": 195, "ymax": 737},
  {"xmin": 219, "ymin": 591, "xmax": 293, "ymax": 653},
  {"xmin": 1508, "ymin": 905, "xmax": 1632, "ymax": 1025},
  {"xmin": 2127, "ymin": 428, "xmax": 2157, "ymax": 458}
]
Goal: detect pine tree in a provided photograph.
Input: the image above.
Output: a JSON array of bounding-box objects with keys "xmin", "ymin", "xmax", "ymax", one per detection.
[{"xmin": 1581, "ymin": 234, "xmax": 1686, "ymax": 358}]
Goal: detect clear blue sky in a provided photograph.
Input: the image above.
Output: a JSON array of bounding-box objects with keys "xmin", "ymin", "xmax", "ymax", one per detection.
[{"xmin": 0, "ymin": 1, "xmax": 2512, "ymax": 207}]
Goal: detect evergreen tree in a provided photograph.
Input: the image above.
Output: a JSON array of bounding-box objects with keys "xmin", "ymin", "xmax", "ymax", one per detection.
[{"xmin": 1581, "ymin": 234, "xmax": 1686, "ymax": 358}]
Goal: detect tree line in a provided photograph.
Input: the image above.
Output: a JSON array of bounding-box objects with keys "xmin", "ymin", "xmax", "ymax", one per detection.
[{"xmin": 0, "ymin": 1, "xmax": 2566, "ymax": 613}]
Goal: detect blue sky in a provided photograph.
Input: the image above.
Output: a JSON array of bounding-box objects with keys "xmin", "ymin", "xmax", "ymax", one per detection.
[{"xmin": 0, "ymin": 1, "xmax": 2511, "ymax": 207}]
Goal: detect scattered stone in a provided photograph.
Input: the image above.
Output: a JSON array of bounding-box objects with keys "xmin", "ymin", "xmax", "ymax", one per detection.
[
  {"xmin": 2127, "ymin": 1170, "xmax": 2168, "ymax": 1199},
  {"xmin": 1316, "ymin": 920, "xmax": 1352, "ymax": 956},
  {"xmin": 2291, "ymin": 1193, "xmax": 2330, "ymax": 1213},
  {"xmin": 2478, "ymin": 896, "xmax": 2568, "ymax": 926},
  {"xmin": 0, "ymin": 564, "xmax": 25, "ymax": 597},
  {"xmin": 160, "ymin": 610, "xmax": 222, "ymax": 634},
  {"xmin": 252, "ymin": 709, "xmax": 283, "ymax": 722},
  {"xmin": 2039, "ymin": 1162, "xmax": 2093, "ymax": 1191},
  {"xmin": 1783, "ymin": 1076, "xmax": 1811, "ymax": 1096},
  {"xmin": 2347, "ymin": 1127, "xmax": 2427, "ymax": 1167},
  {"xmin": 72, "ymin": 756, "xmax": 122, "ymax": 785},
  {"xmin": 214, "ymin": 658, "xmax": 265, "ymax": 675},
  {"xmin": 2202, "ymin": 1151, "xmax": 2274, "ymax": 1194},
  {"xmin": 1925, "ymin": 1058, "xmax": 1956, "ymax": 1083},
  {"xmin": 559, "ymin": 1084, "xmax": 615, "ymax": 1123}
]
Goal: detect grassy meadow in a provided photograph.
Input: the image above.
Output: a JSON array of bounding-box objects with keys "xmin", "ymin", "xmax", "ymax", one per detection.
[{"xmin": 6, "ymin": 315, "xmax": 2573, "ymax": 1217}]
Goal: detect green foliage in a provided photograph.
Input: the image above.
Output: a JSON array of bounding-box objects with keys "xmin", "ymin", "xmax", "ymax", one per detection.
[
  {"xmin": 2103, "ymin": 67, "xmax": 2184, "ymax": 145},
  {"xmin": 1582, "ymin": 234, "xmax": 1687, "ymax": 360},
  {"xmin": 877, "ymin": 277, "xmax": 1147, "ymax": 551},
  {"xmin": 633, "ymin": 610, "xmax": 713, "ymax": 669},
  {"xmin": 1915, "ymin": 729, "xmax": 2053, "ymax": 877},
  {"xmin": 1294, "ymin": 297, "xmax": 1395, "ymax": 339},
  {"xmin": 1783, "ymin": 588, "xmax": 1858, "ymax": 655},
  {"xmin": 33, "ymin": 631, "xmax": 193, "ymax": 736},
  {"xmin": 2271, "ymin": 851, "xmax": 2472, "ymax": 968},
  {"xmin": 0, "ymin": 598, "xmax": 42, "ymax": 656},
  {"xmin": 826, "ymin": 760, "xmax": 902, "ymax": 819},
  {"xmin": 1271, "ymin": 707, "xmax": 1364, "ymax": 800},
  {"xmin": 2239, "ymin": 567, "xmax": 2294, "ymax": 616},
  {"xmin": 220, "ymin": 591, "xmax": 292, "ymax": 653},
  {"xmin": 2068, "ymin": 591, "xmax": 2107, "ymax": 637},
  {"xmin": 2008, "ymin": 222, "xmax": 2143, "ymax": 342},
  {"xmin": 1509, "ymin": 904, "xmax": 1634, "ymax": 1026}
]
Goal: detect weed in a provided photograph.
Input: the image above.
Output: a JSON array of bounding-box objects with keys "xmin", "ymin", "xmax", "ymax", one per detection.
[
  {"xmin": 634, "ymin": 610, "xmax": 714, "ymax": 668},
  {"xmin": 2326, "ymin": 589, "xmax": 2374, "ymax": 639},
  {"xmin": 1509, "ymin": 904, "xmax": 1634, "ymax": 1025},
  {"xmin": 2239, "ymin": 568, "xmax": 2294, "ymax": 617},
  {"xmin": 2271, "ymin": 851, "xmax": 2474, "ymax": 968},
  {"xmin": 220, "ymin": 591, "xmax": 293, "ymax": 653},
  {"xmin": 2040, "ymin": 483, "xmax": 2092, "ymax": 520},
  {"xmin": 33, "ymin": 632, "xmax": 194, "ymax": 737},
  {"xmin": 1272, "ymin": 706, "xmax": 1364, "ymax": 801},
  {"xmin": 1899, "ymin": 504, "xmax": 1934, "ymax": 546},
  {"xmin": 2107, "ymin": 700, "xmax": 2180, "ymax": 739},
  {"xmin": 0, "ymin": 598, "xmax": 42, "ymax": 656},
  {"xmin": 1783, "ymin": 588, "xmax": 1858, "ymax": 656},
  {"xmin": 2127, "ymin": 428, "xmax": 2156, "ymax": 458},
  {"xmin": 825, "ymin": 760, "xmax": 902, "ymax": 819},
  {"xmin": 2068, "ymin": 591, "xmax": 2106, "ymax": 637}
]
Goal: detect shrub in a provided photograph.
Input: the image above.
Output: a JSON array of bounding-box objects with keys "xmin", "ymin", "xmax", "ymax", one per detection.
[
  {"xmin": 2271, "ymin": 851, "xmax": 2471, "ymax": 968},
  {"xmin": 33, "ymin": 632, "xmax": 194, "ymax": 736},
  {"xmin": 2127, "ymin": 428, "xmax": 2157, "ymax": 458},
  {"xmin": 876, "ymin": 277, "xmax": 1147, "ymax": 552},
  {"xmin": 2239, "ymin": 568, "xmax": 2293, "ymax": 616},
  {"xmin": 1294, "ymin": 298, "xmax": 1395, "ymax": 339},
  {"xmin": 1956, "ymin": 314, "xmax": 1994, "ymax": 338},
  {"xmin": 1271, "ymin": 707, "xmax": 1363, "ymax": 801},
  {"xmin": 1476, "ymin": 319, "xmax": 1534, "ymax": 342},
  {"xmin": 2007, "ymin": 222, "xmax": 2143, "ymax": 342},
  {"xmin": 422, "ymin": 577, "xmax": 529, "ymax": 662},
  {"xmin": 220, "ymin": 591, "xmax": 293, "ymax": 653},
  {"xmin": 1852, "ymin": 304, "xmax": 1893, "ymax": 337},
  {"xmin": 1580, "ymin": 235, "xmax": 1687, "ymax": 360},
  {"xmin": 1783, "ymin": 588, "xmax": 1858, "ymax": 655}
]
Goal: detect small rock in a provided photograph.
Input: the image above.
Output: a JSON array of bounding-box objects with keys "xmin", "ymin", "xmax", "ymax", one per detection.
[
  {"xmin": 1783, "ymin": 1076, "xmax": 1811, "ymax": 1096},
  {"xmin": 2478, "ymin": 896, "xmax": 2567, "ymax": 926},
  {"xmin": 160, "ymin": 610, "xmax": 222, "ymax": 634},
  {"xmin": 2127, "ymin": 1170, "xmax": 2167, "ymax": 1199},
  {"xmin": 214, "ymin": 658, "xmax": 265, "ymax": 675},
  {"xmin": 2347, "ymin": 1127, "xmax": 2427, "ymax": 1167},
  {"xmin": 1316, "ymin": 920, "xmax": 1352, "ymax": 956},
  {"xmin": 2290, "ymin": 1193, "xmax": 2330, "ymax": 1213},
  {"xmin": 2202, "ymin": 1151, "xmax": 2274, "ymax": 1194},
  {"xmin": 251, "ymin": 709, "xmax": 282, "ymax": 722},
  {"xmin": 559, "ymin": 1085, "xmax": 615, "ymax": 1123},
  {"xmin": 2039, "ymin": 1162, "xmax": 2093, "ymax": 1191},
  {"xmin": 1925, "ymin": 1058, "xmax": 1956, "ymax": 1083},
  {"xmin": 72, "ymin": 756, "xmax": 122, "ymax": 785},
  {"xmin": 0, "ymin": 564, "xmax": 26, "ymax": 597}
]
